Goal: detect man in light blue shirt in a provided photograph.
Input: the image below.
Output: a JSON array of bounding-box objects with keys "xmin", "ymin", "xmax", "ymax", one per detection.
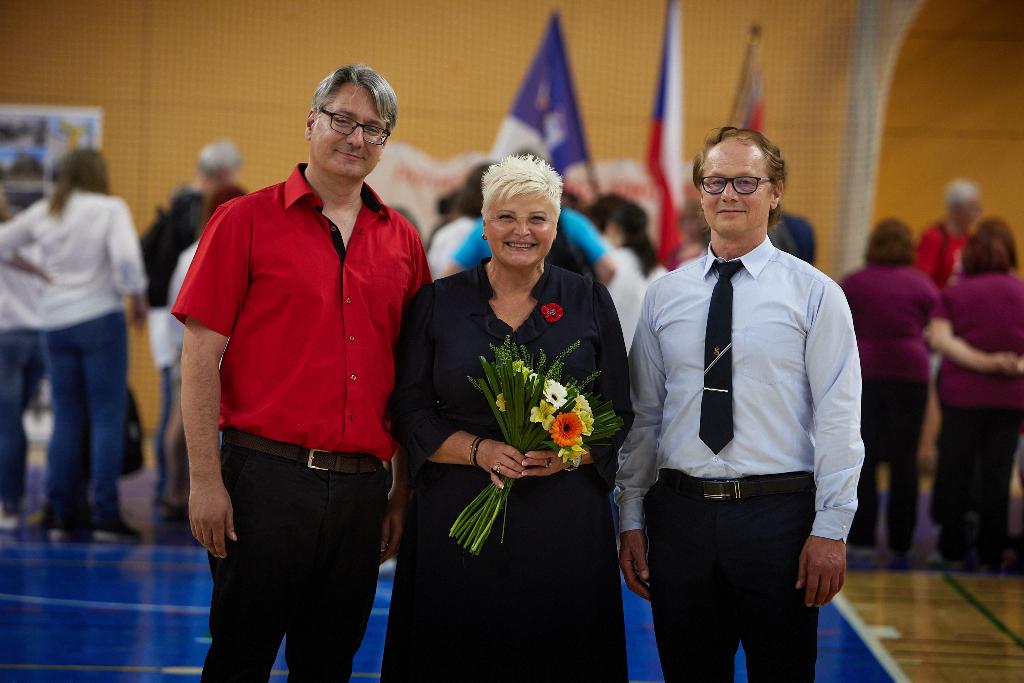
[{"xmin": 615, "ymin": 127, "xmax": 863, "ymax": 682}]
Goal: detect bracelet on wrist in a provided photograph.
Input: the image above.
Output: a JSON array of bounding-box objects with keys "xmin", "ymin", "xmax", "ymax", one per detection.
[
  {"xmin": 564, "ymin": 455, "xmax": 582, "ymax": 472},
  {"xmin": 469, "ymin": 436, "xmax": 485, "ymax": 466}
]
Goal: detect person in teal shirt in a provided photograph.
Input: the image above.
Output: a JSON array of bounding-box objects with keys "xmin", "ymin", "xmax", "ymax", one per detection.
[{"xmin": 444, "ymin": 205, "xmax": 616, "ymax": 284}]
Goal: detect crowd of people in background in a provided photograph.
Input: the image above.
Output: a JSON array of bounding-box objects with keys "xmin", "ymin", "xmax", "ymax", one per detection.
[{"xmin": 0, "ymin": 140, "xmax": 1021, "ymax": 572}]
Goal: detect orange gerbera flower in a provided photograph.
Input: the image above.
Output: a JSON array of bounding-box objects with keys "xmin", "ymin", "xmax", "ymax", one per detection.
[{"xmin": 550, "ymin": 411, "xmax": 584, "ymax": 447}]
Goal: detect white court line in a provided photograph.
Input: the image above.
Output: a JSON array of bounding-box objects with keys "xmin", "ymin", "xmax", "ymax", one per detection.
[
  {"xmin": 0, "ymin": 591, "xmax": 388, "ymax": 616},
  {"xmin": 832, "ymin": 593, "xmax": 910, "ymax": 683},
  {"xmin": 0, "ymin": 592, "xmax": 210, "ymax": 615}
]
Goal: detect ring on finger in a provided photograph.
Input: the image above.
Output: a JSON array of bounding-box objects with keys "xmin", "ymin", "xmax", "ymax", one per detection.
[
  {"xmin": 493, "ymin": 462, "xmax": 501, "ymax": 473},
  {"xmin": 545, "ymin": 458, "xmax": 551, "ymax": 468}
]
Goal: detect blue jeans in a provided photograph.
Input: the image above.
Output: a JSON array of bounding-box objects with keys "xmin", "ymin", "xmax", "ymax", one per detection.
[
  {"xmin": 42, "ymin": 311, "xmax": 128, "ymax": 525},
  {"xmin": 155, "ymin": 366, "xmax": 172, "ymax": 500},
  {"xmin": 0, "ymin": 329, "xmax": 45, "ymax": 509}
]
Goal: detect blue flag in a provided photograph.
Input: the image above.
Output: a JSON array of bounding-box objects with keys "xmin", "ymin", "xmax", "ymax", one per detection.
[{"xmin": 490, "ymin": 13, "xmax": 591, "ymax": 174}]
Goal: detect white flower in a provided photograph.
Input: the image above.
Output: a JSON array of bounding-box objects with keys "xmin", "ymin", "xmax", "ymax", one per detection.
[{"xmin": 543, "ymin": 379, "xmax": 568, "ymax": 409}]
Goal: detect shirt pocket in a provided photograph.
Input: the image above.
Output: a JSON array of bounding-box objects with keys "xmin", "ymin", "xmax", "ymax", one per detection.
[{"xmin": 736, "ymin": 320, "xmax": 805, "ymax": 385}]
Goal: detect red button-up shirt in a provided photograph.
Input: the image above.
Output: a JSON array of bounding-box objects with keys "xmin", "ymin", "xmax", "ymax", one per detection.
[{"xmin": 173, "ymin": 165, "xmax": 430, "ymax": 460}]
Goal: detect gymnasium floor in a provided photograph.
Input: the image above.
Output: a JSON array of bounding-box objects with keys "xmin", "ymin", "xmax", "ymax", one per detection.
[{"xmin": 0, "ymin": 465, "xmax": 1020, "ymax": 681}]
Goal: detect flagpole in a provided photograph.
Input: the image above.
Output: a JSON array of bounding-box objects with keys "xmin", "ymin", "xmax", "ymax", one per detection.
[
  {"xmin": 584, "ymin": 161, "xmax": 600, "ymax": 199},
  {"xmin": 729, "ymin": 24, "xmax": 761, "ymax": 128}
]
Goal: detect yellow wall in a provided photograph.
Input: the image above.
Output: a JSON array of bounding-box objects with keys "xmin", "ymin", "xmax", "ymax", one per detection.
[
  {"xmin": 874, "ymin": 0, "xmax": 1024, "ymax": 250},
  {"xmin": 4, "ymin": 0, "xmax": 936, "ymax": 428}
]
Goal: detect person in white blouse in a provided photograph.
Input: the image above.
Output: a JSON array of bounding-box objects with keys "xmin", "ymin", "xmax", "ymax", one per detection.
[
  {"xmin": 426, "ymin": 163, "xmax": 488, "ymax": 280},
  {"xmin": 601, "ymin": 199, "xmax": 667, "ymax": 349},
  {"xmin": 0, "ymin": 149, "xmax": 147, "ymax": 541}
]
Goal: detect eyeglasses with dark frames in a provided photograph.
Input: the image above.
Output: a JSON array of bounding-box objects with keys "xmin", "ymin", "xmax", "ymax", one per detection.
[
  {"xmin": 320, "ymin": 108, "xmax": 390, "ymax": 145},
  {"xmin": 700, "ymin": 176, "xmax": 772, "ymax": 195}
]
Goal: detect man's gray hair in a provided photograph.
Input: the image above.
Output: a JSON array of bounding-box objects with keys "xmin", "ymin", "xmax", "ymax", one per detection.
[
  {"xmin": 481, "ymin": 154, "xmax": 562, "ymax": 219},
  {"xmin": 944, "ymin": 178, "xmax": 980, "ymax": 208},
  {"xmin": 197, "ymin": 139, "xmax": 243, "ymax": 177},
  {"xmin": 311, "ymin": 64, "xmax": 398, "ymax": 132}
]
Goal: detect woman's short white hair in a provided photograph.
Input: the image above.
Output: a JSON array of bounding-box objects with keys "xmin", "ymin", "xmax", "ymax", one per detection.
[{"xmin": 481, "ymin": 154, "xmax": 562, "ymax": 218}]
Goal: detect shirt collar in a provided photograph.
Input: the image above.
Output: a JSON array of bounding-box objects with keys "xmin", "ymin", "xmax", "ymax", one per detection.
[
  {"xmin": 283, "ymin": 163, "xmax": 388, "ymax": 218},
  {"xmin": 701, "ymin": 236, "xmax": 775, "ymax": 281}
]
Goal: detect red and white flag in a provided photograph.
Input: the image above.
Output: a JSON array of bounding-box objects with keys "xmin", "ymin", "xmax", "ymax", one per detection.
[{"xmin": 647, "ymin": 0, "xmax": 684, "ymax": 265}]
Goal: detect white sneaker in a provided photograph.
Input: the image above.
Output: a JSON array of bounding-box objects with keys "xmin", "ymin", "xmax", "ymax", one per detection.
[
  {"xmin": 0, "ymin": 510, "xmax": 18, "ymax": 531},
  {"xmin": 926, "ymin": 551, "xmax": 964, "ymax": 571}
]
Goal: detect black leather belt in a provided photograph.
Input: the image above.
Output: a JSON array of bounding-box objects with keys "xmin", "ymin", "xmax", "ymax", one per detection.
[
  {"xmin": 658, "ymin": 468, "xmax": 813, "ymax": 500},
  {"xmin": 223, "ymin": 429, "xmax": 385, "ymax": 474}
]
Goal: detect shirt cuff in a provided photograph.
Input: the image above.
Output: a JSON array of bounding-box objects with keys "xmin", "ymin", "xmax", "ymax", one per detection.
[
  {"xmin": 615, "ymin": 494, "xmax": 646, "ymax": 533},
  {"xmin": 811, "ymin": 508, "xmax": 854, "ymax": 542}
]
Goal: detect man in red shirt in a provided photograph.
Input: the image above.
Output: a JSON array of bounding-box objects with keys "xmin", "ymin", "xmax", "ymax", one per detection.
[
  {"xmin": 914, "ymin": 178, "xmax": 982, "ymax": 288},
  {"xmin": 173, "ymin": 64, "xmax": 430, "ymax": 681}
]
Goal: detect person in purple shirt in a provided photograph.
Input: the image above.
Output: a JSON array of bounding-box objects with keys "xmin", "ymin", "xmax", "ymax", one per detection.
[
  {"xmin": 926, "ymin": 219, "xmax": 1024, "ymax": 571},
  {"xmin": 842, "ymin": 219, "xmax": 939, "ymax": 564}
]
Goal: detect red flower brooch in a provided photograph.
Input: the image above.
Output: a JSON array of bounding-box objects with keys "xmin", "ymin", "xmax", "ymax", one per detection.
[{"xmin": 540, "ymin": 302, "xmax": 563, "ymax": 323}]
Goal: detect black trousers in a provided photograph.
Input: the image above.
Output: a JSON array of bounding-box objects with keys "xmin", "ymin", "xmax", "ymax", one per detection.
[
  {"xmin": 932, "ymin": 404, "xmax": 1022, "ymax": 567},
  {"xmin": 201, "ymin": 443, "xmax": 388, "ymax": 682},
  {"xmin": 848, "ymin": 379, "xmax": 928, "ymax": 552},
  {"xmin": 644, "ymin": 479, "xmax": 818, "ymax": 683}
]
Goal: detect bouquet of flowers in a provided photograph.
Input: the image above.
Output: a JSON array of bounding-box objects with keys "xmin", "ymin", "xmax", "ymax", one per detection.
[{"xmin": 449, "ymin": 336, "xmax": 624, "ymax": 555}]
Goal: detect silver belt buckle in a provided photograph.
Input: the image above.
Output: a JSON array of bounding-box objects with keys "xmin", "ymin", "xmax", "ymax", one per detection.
[
  {"xmin": 307, "ymin": 449, "xmax": 330, "ymax": 470},
  {"xmin": 703, "ymin": 480, "xmax": 742, "ymax": 500}
]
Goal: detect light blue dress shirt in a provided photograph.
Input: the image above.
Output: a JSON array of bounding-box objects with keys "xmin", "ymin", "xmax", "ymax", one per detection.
[{"xmin": 615, "ymin": 237, "xmax": 863, "ymax": 541}]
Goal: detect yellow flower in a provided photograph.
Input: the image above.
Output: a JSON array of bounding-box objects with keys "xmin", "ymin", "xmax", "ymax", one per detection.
[
  {"xmin": 529, "ymin": 400, "xmax": 556, "ymax": 430},
  {"xmin": 578, "ymin": 410, "xmax": 594, "ymax": 436},
  {"xmin": 558, "ymin": 442, "xmax": 587, "ymax": 463},
  {"xmin": 495, "ymin": 393, "xmax": 506, "ymax": 412},
  {"xmin": 572, "ymin": 395, "xmax": 594, "ymax": 435}
]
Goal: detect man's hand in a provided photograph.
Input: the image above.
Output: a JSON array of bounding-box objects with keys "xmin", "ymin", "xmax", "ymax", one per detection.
[
  {"xmin": 129, "ymin": 291, "xmax": 148, "ymax": 329},
  {"xmin": 380, "ymin": 449, "xmax": 411, "ymax": 563},
  {"xmin": 379, "ymin": 485, "xmax": 409, "ymax": 563},
  {"xmin": 189, "ymin": 478, "xmax": 236, "ymax": 559},
  {"xmin": 619, "ymin": 529, "xmax": 651, "ymax": 600},
  {"xmin": 795, "ymin": 535, "xmax": 846, "ymax": 607}
]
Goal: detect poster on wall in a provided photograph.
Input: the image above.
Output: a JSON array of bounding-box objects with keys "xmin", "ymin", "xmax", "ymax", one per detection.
[{"xmin": 0, "ymin": 104, "xmax": 103, "ymax": 214}]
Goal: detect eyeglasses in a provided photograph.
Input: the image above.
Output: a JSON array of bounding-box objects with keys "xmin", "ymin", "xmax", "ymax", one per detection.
[
  {"xmin": 700, "ymin": 176, "xmax": 772, "ymax": 195},
  {"xmin": 320, "ymin": 109, "xmax": 390, "ymax": 145}
]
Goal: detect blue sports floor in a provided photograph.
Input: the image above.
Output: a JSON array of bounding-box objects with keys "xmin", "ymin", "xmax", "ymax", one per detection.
[
  {"xmin": 0, "ymin": 467, "xmax": 894, "ymax": 682},
  {"xmin": 0, "ymin": 544, "xmax": 892, "ymax": 682}
]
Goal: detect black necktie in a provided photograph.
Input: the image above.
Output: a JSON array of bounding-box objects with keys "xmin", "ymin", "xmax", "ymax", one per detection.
[{"xmin": 700, "ymin": 260, "xmax": 743, "ymax": 454}]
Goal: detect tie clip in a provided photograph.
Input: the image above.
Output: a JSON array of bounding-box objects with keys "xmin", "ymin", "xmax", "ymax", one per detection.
[{"xmin": 703, "ymin": 387, "xmax": 729, "ymax": 393}]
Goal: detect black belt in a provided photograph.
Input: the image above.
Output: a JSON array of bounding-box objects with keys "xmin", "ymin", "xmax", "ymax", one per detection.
[
  {"xmin": 658, "ymin": 468, "xmax": 813, "ymax": 500},
  {"xmin": 223, "ymin": 429, "xmax": 385, "ymax": 474}
]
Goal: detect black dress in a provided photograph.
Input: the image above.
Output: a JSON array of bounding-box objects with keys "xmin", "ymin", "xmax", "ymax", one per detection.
[{"xmin": 381, "ymin": 262, "xmax": 633, "ymax": 683}]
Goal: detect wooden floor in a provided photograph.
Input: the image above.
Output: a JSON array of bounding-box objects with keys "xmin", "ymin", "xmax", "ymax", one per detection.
[{"xmin": 843, "ymin": 571, "xmax": 1024, "ymax": 682}]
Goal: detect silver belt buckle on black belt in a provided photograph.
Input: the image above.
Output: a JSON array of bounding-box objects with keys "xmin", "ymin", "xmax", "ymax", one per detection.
[
  {"xmin": 307, "ymin": 449, "xmax": 331, "ymax": 471},
  {"xmin": 702, "ymin": 480, "xmax": 742, "ymax": 500}
]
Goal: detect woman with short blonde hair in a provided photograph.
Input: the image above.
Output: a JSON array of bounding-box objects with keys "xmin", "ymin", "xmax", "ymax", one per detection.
[{"xmin": 382, "ymin": 155, "xmax": 633, "ymax": 682}]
